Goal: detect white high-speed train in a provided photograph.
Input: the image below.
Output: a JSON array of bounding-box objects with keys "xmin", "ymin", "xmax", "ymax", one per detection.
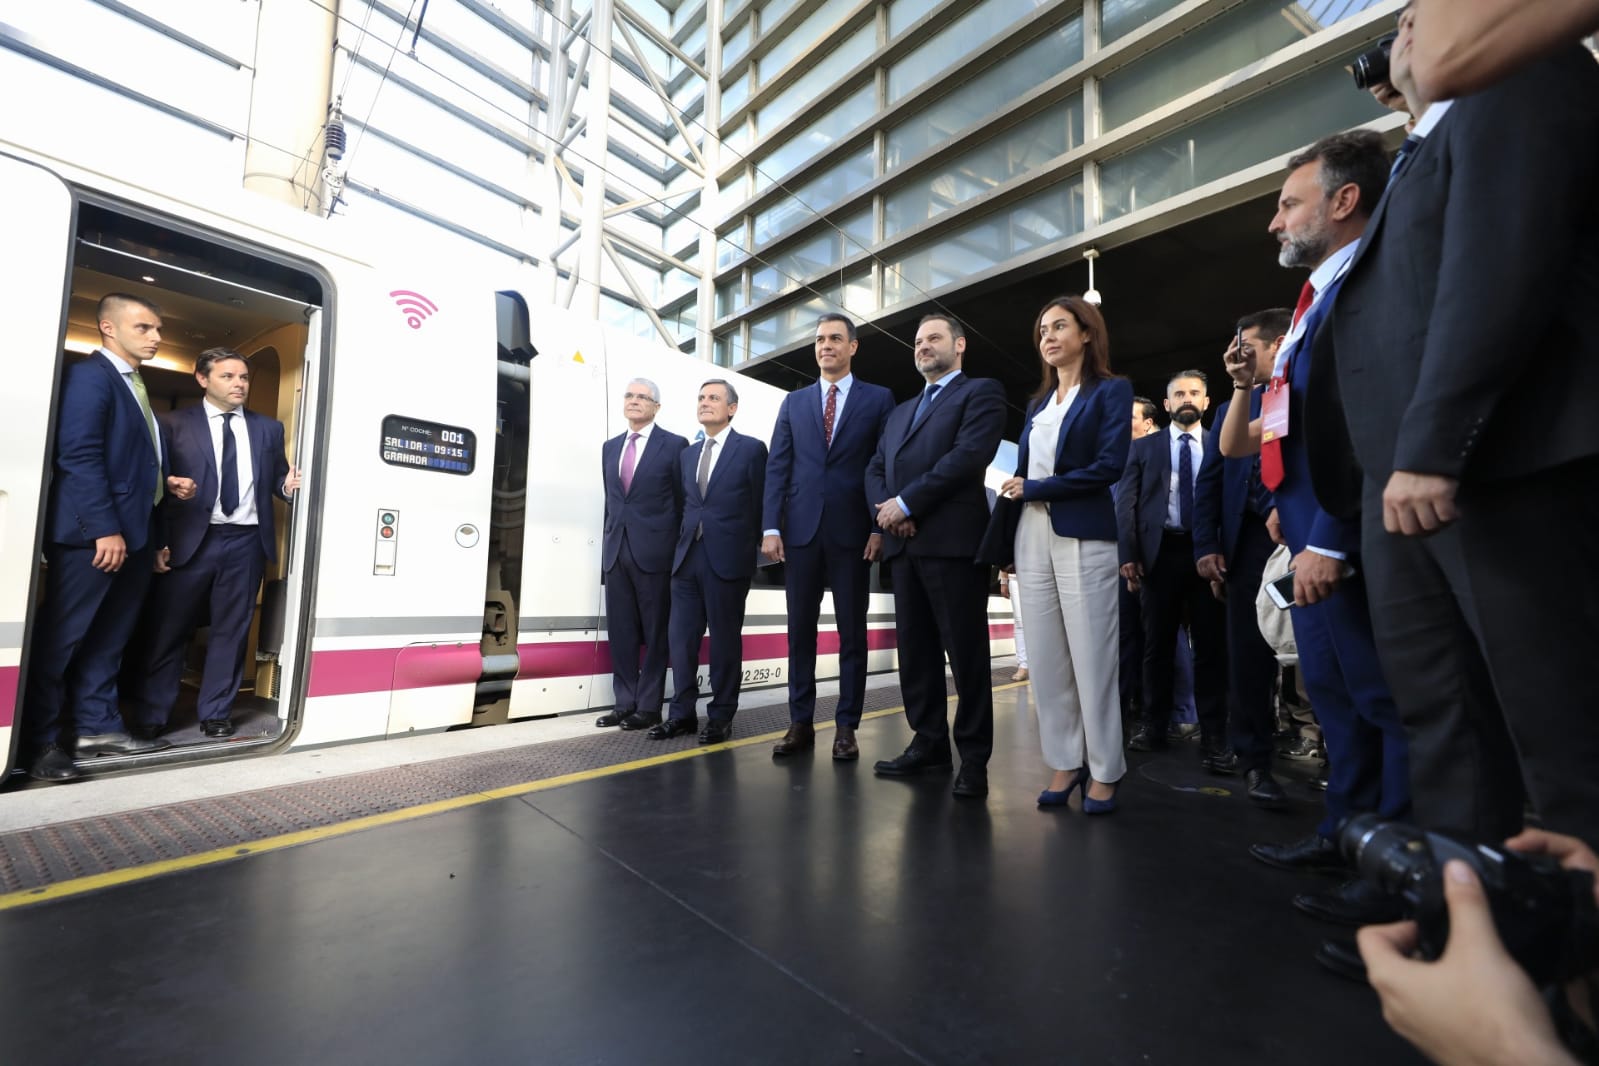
[{"xmin": 0, "ymin": 146, "xmax": 1015, "ymax": 780}]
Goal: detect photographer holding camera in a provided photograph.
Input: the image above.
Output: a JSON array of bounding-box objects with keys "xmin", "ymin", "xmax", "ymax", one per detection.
[{"xmin": 1357, "ymin": 827, "xmax": 1598, "ymax": 1066}]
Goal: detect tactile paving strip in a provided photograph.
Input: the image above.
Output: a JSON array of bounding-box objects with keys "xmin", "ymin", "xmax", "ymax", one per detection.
[{"xmin": 0, "ymin": 669, "xmax": 1012, "ymax": 894}]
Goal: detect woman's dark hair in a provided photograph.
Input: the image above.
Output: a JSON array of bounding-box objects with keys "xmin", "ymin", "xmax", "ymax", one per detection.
[{"xmin": 1030, "ymin": 295, "xmax": 1115, "ymax": 407}]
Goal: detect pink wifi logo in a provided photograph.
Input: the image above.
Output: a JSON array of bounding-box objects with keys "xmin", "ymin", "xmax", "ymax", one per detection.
[{"xmin": 390, "ymin": 290, "xmax": 438, "ymax": 329}]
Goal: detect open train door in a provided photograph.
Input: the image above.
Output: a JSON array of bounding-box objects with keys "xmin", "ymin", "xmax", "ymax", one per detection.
[{"xmin": 0, "ymin": 156, "xmax": 74, "ymax": 775}]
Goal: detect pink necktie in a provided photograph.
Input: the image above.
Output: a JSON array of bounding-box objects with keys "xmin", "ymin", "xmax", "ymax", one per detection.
[{"xmin": 620, "ymin": 432, "xmax": 640, "ymax": 494}]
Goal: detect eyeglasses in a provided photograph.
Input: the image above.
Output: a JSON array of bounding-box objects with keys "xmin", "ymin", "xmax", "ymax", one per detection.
[{"xmin": 623, "ymin": 392, "xmax": 658, "ymax": 403}]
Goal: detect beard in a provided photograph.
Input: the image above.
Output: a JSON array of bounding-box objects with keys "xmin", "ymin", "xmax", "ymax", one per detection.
[
  {"xmin": 1277, "ymin": 223, "xmax": 1330, "ymax": 269},
  {"xmin": 1172, "ymin": 404, "xmax": 1202, "ymax": 426}
]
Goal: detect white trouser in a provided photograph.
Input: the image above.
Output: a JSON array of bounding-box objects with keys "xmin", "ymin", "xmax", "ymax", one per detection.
[
  {"xmin": 1014, "ymin": 504, "xmax": 1125, "ymax": 781},
  {"xmin": 1011, "ymin": 581, "xmax": 1027, "ymax": 667}
]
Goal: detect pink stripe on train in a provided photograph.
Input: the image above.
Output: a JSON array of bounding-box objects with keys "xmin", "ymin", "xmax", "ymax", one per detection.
[
  {"xmin": 0, "ymin": 665, "xmax": 17, "ymax": 729},
  {"xmin": 306, "ymin": 622, "xmax": 1014, "ymax": 699}
]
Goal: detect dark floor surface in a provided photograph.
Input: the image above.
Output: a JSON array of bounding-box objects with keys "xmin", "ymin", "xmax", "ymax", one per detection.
[{"xmin": 0, "ymin": 683, "xmax": 1421, "ymax": 1066}]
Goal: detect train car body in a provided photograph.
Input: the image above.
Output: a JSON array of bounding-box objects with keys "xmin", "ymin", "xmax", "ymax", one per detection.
[{"xmin": 0, "ymin": 145, "xmax": 1013, "ymax": 780}]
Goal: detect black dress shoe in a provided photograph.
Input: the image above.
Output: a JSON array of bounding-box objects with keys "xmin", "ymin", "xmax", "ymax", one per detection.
[
  {"xmin": 595, "ymin": 711, "xmax": 625, "ymax": 728},
  {"xmin": 832, "ymin": 726, "xmax": 859, "ymax": 761},
  {"xmin": 1204, "ymin": 749, "xmax": 1240, "ymax": 775},
  {"xmin": 1314, "ymin": 937, "xmax": 1368, "ymax": 983},
  {"xmin": 1126, "ymin": 723, "xmax": 1167, "ymax": 752},
  {"xmin": 647, "ymin": 717, "xmax": 698, "ymax": 740},
  {"xmin": 619, "ymin": 712, "xmax": 661, "ymax": 731},
  {"xmin": 772, "ymin": 722, "xmax": 814, "ymax": 757},
  {"xmin": 76, "ymin": 732, "xmax": 172, "ymax": 756},
  {"xmin": 128, "ymin": 723, "xmax": 167, "ymax": 742},
  {"xmin": 1249, "ymin": 832, "xmax": 1345, "ymax": 874},
  {"xmin": 873, "ymin": 744, "xmax": 954, "ymax": 776},
  {"xmin": 1294, "ymin": 878, "xmax": 1404, "ymax": 926},
  {"xmin": 952, "ymin": 766, "xmax": 988, "ymax": 798},
  {"xmin": 698, "ymin": 720, "xmax": 733, "ymax": 745},
  {"xmin": 200, "ymin": 719, "xmax": 236, "ymax": 738},
  {"xmin": 28, "ymin": 746, "xmax": 81, "ymax": 782},
  {"xmin": 1246, "ymin": 768, "xmax": 1290, "ymax": 810}
]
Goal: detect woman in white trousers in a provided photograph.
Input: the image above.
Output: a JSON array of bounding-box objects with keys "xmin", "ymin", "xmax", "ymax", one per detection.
[{"xmin": 999, "ymin": 296, "xmax": 1132, "ymax": 813}]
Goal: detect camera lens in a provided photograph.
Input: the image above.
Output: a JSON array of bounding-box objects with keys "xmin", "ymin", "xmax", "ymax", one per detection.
[{"xmin": 1351, "ymin": 33, "xmax": 1396, "ymax": 90}]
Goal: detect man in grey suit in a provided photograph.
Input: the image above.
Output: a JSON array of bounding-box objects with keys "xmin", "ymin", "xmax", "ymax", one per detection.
[{"xmin": 1308, "ymin": 13, "xmax": 1599, "ymax": 847}]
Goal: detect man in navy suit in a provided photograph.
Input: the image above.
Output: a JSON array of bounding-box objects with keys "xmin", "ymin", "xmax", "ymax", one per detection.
[
  {"xmin": 1115, "ymin": 370, "xmax": 1228, "ymax": 763},
  {"xmin": 650, "ymin": 380, "xmax": 767, "ymax": 745},
  {"xmin": 1217, "ymin": 131, "xmax": 1409, "ymax": 931},
  {"xmin": 123, "ymin": 347, "xmax": 300, "ymax": 739},
  {"xmin": 1193, "ymin": 309, "xmax": 1291, "ymax": 807},
  {"xmin": 865, "ymin": 314, "xmax": 1005, "ymax": 798},
  {"xmin": 596, "ymin": 379, "xmax": 688, "ymax": 731},
  {"xmin": 763, "ymin": 314, "xmax": 893, "ymax": 761},
  {"xmin": 1310, "ymin": 29, "xmax": 1599, "ymax": 848},
  {"xmin": 22, "ymin": 294, "xmax": 178, "ymax": 780}
]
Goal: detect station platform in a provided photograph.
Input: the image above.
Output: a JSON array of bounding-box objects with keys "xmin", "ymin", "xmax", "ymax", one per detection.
[{"xmin": 0, "ymin": 667, "xmax": 1420, "ymax": 1064}]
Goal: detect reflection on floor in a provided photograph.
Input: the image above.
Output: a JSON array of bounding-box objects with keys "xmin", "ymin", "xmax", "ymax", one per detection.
[{"xmin": 0, "ymin": 680, "xmax": 1423, "ymax": 1065}]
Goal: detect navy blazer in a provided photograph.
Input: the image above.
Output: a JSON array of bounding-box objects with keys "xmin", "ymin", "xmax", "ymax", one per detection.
[
  {"xmin": 46, "ymin": 353, "xmax": 165, "ymax": 552},
  {"xmin": 1116, "ymin": 426, "xmax": 1203, "ymax": 573},
  {"xmin": 1274, "ymin": 279, "xmax": 1359, "ymax": 557},
  {"xmin": 1192, "ymin": 393, "xmax": 1273, "ymax": 563},
  {"xmin": 160, "ymin": 404, "xmax": 291, "ymax": 568},
  {"xmin": 602, "ymin": 425, "xmax": 688, "ymax": 574},
  {"xmin": 865, "ymin": 373, "xmax": 1006, "ymax": 560},
  {"xmin": 1014, "ymin": 376, "xmax": 1131, "ymax": 543},
  {"xmin": 762, "ymin": 378, "xmax": 893, "ymax": 550},
  {"xmin": 673, "ymin": 427, "xmax": 768, "ymax": 580}
]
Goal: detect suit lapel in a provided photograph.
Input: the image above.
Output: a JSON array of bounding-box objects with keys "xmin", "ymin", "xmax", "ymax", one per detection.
[
  {"xmin": 898, "ymin": 373, "xmax": 967, "ymax": 450},
  {"xmin": 1050, "ymin": 379, "xmax": 1096, "ymax": 468},
  {"xmin": 804, "ymin": 384, "xmax": 826, "ymax": 449},
  {"xmin": 704, "ymin": 429, "xmax": 738, "ymax": 497},
  {"xmin": 187, "ymin": 405, "xmax": 218, "ymax": 507},
  {"xmin": 1151, "ymin": 433, "xmax": 1172, "ymax": 511}
]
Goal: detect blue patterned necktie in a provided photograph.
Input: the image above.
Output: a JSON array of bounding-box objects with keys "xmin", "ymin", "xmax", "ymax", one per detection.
[
  {"xmin": 220, "ymin": 412, "xmax": 240, "ymax": 516},
  {"xmin": 1389, "ymin": 134, "xmax": 1421, "ymax": 180},
  {"xmin": 912, "ymin": 383, "xmax": 942, "ymax": 425},
  {"xmin": 1178, "ymin": 433, "xmax": 1194, "ymax": 531}
]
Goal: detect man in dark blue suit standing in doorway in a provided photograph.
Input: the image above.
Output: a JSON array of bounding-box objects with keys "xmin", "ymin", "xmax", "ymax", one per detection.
[
  {"xmin": 866, "ymin": 314, "xmax": 1005, "ymax": 798},
  {"xmin": 23, "ymin": 293, "xmax": 176, "ymax": 780},
  {"xmin": 763, "ymin": 314, "xmax": 893, "ymax": 762},
  {"xmin": 123, "ymin": 347, "xmax": 300, "ymax": 740},
  {"xmin": 597, "ymin": 378, "xmax": 687, "ymax": 732},
  {"xmin": 651, "ymin": 379, "xmax": 767, "ymax": 745}
]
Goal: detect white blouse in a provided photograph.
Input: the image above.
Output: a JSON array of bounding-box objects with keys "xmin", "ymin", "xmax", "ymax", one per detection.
[{"xmin": 1026, "ymin": 385, "xmax": 1080, "ymax": 480}]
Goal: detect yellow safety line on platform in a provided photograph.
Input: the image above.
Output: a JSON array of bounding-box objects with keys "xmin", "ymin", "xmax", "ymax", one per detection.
[{"xmin": 0, "ymin": 684, "xmax": 1024, "ymax": 913}]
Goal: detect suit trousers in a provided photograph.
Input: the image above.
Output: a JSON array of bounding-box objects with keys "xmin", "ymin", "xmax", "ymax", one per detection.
[
  {"xmin": 1138, "ymin": 531, "xmax": 1226, "ymax": 741},
  {"xmin": 124, "ymin": 524, "xmax": 266, "ymax": 726},
  {"xmin": 667, "ymin": 539, "xmax": 751, "ymax": 724},
  {"xmin": 24, "ymin": 527, "xmax": 157, "ymax": 748},
  {"xmin": 1014, "ymin": 506, "xmax": 1124, "ymax": 782},
  {"xmin": 604, "ymin": 534, "xmax": 672, "ymax": 717},
  {"xmin": 891, "ymin": 553, "xmax": 994, "ymax": 768},
  {"xmin": 1224, "ymin": 516, "xmax": 1281, "ymax": 772},
  {"xmin": 783, "ymin": 536, "xmax": 871, "ymax": 727},
  {"xmin": 1117, "ymin": 581, "xmax": 1142, "ymax": 713},
  {"xmin": 1288, "ymin": 573, "xmax": 1411, "ymax": 839},
  {"xmin": 1362, "ymin": 460, "xmax": 1599, "ymax": 847}
]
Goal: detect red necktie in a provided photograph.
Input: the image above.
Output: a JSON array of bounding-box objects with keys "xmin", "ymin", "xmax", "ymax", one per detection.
[
  {"xmin": 1260, "ymin": 280, "xmax": 1316, "ymax": 491},
  {"xmin": 823, "ymin": 384, "xmax": 839, "ymax": 447}
]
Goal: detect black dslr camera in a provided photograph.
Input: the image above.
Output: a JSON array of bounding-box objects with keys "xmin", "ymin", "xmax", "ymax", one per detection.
[
  {"xmin": 1338, "ymin": 814, "xmax": 1599, "ymax": 987},
  {"xmin": 1351, "ymin": 33, "xmax": 1397, "ymax": 90}
]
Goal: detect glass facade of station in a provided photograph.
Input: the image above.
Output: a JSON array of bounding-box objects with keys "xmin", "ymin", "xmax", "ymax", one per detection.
[{"xmin": 1, "ymin": 0, "xmax": 1400, "ymax": 366}]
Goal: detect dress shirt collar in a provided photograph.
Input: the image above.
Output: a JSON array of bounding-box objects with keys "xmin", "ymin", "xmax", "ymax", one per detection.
[
  {"xmin": 923, "ymin": 368, "xmax": 962, "ymax": 390},
  {"xmin": 1309, "ymin": 238, "xmax": 1360, "ymax": 299},
  {"xmin": 98, "ymin": 347, "xmax": 134, "ymax": 375},
  {"xmin": 1411, "ymin": 100, "xmax": 1453, "ymax": 140},
  {"xmin": 626, "ymin": 421, "xmax": 654, "ymax": 441},
  {"xmin": 1168, "ymin": 421, "xmax": 1200, "ymax": 444},
  {"xmin": 821, "ymin": 373, "xmax": 853, "ymax": 399},
  {"xmin": 203, "ymin": 397, "xmax": 244, "ymax": 419},
  {"xmin": 702, "ymin": 425, "xmax": 729, "ymax": 444}
]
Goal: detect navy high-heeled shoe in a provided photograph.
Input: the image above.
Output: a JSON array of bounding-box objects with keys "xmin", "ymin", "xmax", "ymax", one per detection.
[
  {"xmin": 1083, "ymin": 779, "xmax": 1120, "ymax": 815},
  {"xmin": 1037, "ymin": 767, "xmax": 1089, "ymax": 808}
]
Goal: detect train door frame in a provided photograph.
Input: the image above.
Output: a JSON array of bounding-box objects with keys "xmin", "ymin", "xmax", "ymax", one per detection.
[{"xmin": 2, "ymin": 166, "xmax": 338, "ymax": 778}]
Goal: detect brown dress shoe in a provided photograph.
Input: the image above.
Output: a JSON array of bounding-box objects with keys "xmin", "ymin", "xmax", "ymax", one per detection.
[
  {"xmin": 832, "ymin": 726, "xmax": 859, "ymax": 761},
  {"xmin": 772, "ymin": 721, "xmax": 815, "ymax": 757}
]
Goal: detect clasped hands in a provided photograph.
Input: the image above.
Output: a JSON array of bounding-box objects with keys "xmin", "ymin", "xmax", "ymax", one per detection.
[{"xmin": 873, "ymin": 498, "xmax": 917, "ymax": 539}]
